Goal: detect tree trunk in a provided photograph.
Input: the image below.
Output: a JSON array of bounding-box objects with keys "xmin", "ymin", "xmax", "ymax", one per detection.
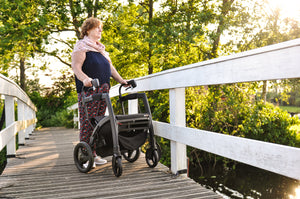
[
  {"xmin": 211, "ymin": 0, "xmax": 234, "ymax": 58},
  {"xmin": 262, "ymin": 80, "xmax": 267, "ymax": 104},
  {"xmin": 148, "ymin": 0, "xmax": 153, "ymax": 75},
  {"xmin": 69, "ymin": 0, "xmax": 81, "ymax": 39},
  {"xmin": 20, "ymin": 57, "xmax": 26, "ymax": 91}
]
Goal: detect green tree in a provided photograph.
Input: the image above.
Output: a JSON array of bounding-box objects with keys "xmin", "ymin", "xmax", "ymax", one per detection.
[{"xmin": 0, "ymin": 0, "xmax": 55, "ymax": 91}]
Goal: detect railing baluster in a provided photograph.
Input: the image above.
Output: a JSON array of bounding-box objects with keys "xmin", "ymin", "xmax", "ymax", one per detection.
[
  {"xmin": 169, "ymin": 88, "xmax": 187, "ymax": 176},
  {"xmin": 128, "ymin": 99, "xmax": 138, "ymax": 114},
  {"xmin": 25, "ymin": 105, "xmax": 31, "ymax": 139},
  {"xmin": 5, "ymin": 96, "xmax": 16, "ymax": 157},
  {"xmin": 17, "ymin": 100, "xmax": 25, "ymax": 145},
  {"xmin": 29, "ymin": 108, "xmax": 34, "ymax": 135}
]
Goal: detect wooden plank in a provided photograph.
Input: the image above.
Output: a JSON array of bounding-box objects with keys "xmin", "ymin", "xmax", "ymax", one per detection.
[
  {"xmin": 0, "ymin": 127, "xmax": 222, "ymax": 199},
  {"xmin": 153, "ymin": 121, "xmax": 300, "ymax": 180}
]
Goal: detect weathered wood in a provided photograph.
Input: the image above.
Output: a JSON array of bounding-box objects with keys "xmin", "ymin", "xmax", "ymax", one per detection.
[
  {"xmin": 0, "ymin": 74, "xmax": 36, "ymax": 111},
  {"xmin": 0, "ymin": 128, "xmax": 222, "ymax": 199},
  {"xmin": 0, "ymin": 119, "xmax": 37, "ymax": 151},
  {"xmin": 111, "ymin": 38, "xmax": 300, "ymax": 95},
  {"xmin": 169, "ymin": 88, "xmax": 187, "ymax": 176},
  {"xmin": 5, "ymin": 96, "xmax": 16, "ymax": 156},
  {"xmin": 153, "ymin": 121, "xmax": 300, "ymax": 180},
  {"xmin": 0, "ymin": 74, "xmax": 37, "ymax": 155},
  {"xmin": 17, "ymin": 100, "xmax": 26, "ymax": 145}
]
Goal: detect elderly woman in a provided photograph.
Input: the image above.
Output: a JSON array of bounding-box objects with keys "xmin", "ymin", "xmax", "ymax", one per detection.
[{"xmin": 71, "ymin": 17, "xmax": 127, "ymax": 167}]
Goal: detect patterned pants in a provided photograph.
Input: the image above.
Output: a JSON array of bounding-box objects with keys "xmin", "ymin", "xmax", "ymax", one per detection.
[{"xmin": 78, "ymin": 83, "xmax": 109, "ymax": 145}]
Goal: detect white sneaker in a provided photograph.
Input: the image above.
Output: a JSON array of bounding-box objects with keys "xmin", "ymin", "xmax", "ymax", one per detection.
[
  {"xmin": 94, "ymin": 156, "xmax": 107, "ymax": 165},
  {"xmin": 83, "ymin": 161, "xmax": 96, "ymax": 168}
]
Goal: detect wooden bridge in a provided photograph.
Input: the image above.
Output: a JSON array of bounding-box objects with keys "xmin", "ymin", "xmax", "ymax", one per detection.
[
  {"xmin": 1, "ymin": 38, "xmax": 300, "ymax": 198},
  {"xmin": 0, "ymin": 127, "xmax": 220, "ymax": 198}
]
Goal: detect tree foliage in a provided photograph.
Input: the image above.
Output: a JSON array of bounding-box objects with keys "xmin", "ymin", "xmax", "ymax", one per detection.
[{"xmin": 0, "ymin": 0, "xmax": 57, "ymax": 90}]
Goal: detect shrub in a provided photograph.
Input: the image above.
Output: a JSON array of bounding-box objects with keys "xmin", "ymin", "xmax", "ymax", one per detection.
[
  {"xmin": 0, "ymin": 147, "xmax": 7, "ymax": 175},
  {"xmin": 241, "ymin": 102, "xmax": 300, "ymax": 146}
]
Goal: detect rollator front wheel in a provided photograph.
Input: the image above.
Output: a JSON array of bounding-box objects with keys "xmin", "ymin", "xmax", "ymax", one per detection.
[
  {"xmin": 122, "ymin": 148, "xmax": 140, "ymax": 163},
  {"xmin": 112, "ymin": 156, "xmax": 123, "ymax": 177},
  {"xmin": 155, "ymin": 142, "xmax": 162, "ymax": 160},
  {"xmin": 74, "ymin": 142, "xmax": 94, "ymax": 173}
]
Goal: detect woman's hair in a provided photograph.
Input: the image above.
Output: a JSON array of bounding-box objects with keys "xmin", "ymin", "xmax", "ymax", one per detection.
[{"xmin": 80, "ymin": 17, "xmax": 103, "ymax": 38}]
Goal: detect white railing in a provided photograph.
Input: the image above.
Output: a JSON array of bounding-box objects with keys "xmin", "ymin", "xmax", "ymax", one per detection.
[
  {"xmin": 0, "ymin": 74, "xmax": 37, "ymax": 157},
  {"xmin": 69, "ymin": 38, "xmax": 300, "ymax": 180}
]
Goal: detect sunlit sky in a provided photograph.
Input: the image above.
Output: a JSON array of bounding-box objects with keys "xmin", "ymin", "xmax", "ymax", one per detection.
[{"xmin": 267, "ymin": 0, "xmax": 300, "ymax": 21}]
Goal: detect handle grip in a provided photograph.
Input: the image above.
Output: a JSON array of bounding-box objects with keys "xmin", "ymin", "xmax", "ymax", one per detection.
[
  {"xmin": 91, "ymin": 78, "xmax": 100, "ymax": 89},
  {"xmin": 126, "ymin": 79, "xmax": 137, "ymax": 88},
  {"xmin": 119, "ymin": 79, "xmax": 137, "ymax": 97}
]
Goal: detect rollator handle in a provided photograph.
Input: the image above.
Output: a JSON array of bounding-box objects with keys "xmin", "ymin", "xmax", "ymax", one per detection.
[
  {"xmin": 127, "ymin": 79, "xmax": 137, "ymax": 88},
  {"xmin": 91, "ymin": 78, "xmax": 100, "ymax": 90},
  {"xmin": 123, "ymin": 79, "xmax": 137, "ymax": 91},
  {"xmin": 119, "ymin": 79, "xmax": 137, "ymax": 97}
]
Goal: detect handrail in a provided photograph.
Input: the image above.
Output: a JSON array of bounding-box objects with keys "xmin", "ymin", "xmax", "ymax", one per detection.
[
  {"xmin": 69, "ymin": 38, "xmax": 300, "ymax": 180},
  {"xmin": 0, "ymin": 74, "xmax": 37, "ymax": 157}
]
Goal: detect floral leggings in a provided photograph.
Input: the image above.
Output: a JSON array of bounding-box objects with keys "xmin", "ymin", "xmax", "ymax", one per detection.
[{"xmin": 78, "ymin": 83, "xmax": 109, "ymax": 145}]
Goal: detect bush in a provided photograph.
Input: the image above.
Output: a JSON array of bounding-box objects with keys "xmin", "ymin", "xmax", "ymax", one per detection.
[
  {"xmin": 241, "ymin": 102, "xmax": 300, "ymax": 146},
  {"xmin": 0, "ymin": 147, "xmax": 7, "ymax": 175},
  {"xmin": 37, "ymin": 109, "xmax": 75, "ymax": 128}
]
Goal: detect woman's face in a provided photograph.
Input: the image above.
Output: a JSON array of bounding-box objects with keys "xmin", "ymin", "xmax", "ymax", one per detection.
[{"xmin": 87, "ymin": 25, "xmax": 103, "ymax": 41}]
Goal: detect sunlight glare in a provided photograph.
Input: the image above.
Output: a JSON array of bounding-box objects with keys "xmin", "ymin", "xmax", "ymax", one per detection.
[
  {"xmin": 289, "ymin": 186, "xmax": 300, "ymax": 199},
  {"xmin": 267, "ymin": 0, "xmax": 300, "ymax": 21}
]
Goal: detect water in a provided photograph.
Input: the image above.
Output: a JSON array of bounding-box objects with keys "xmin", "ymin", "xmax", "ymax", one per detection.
[{"xmin": 188, "ymin": 162, "xmax": 300, "ymax": 199}]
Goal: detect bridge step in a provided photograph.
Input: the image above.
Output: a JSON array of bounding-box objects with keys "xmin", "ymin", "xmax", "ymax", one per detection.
[{"xmin": 0, "ymin": 127, "xmax": 221, "ymax": 199}]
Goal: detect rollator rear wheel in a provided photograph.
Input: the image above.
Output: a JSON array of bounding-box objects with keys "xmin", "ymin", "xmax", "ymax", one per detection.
[
  {"xmin": 112, "ymin": 156, "xmax": 123, "ymax": 177},
  {"xmin": 74, "ymin": 142, "xmax": 94, "ymax": 173},
  {"xmin": 145, "ymin": 148, "xmax": 159, "ymax": 168},
  {"xmin": 122, "ymin": 148, "xmax": 140, "ymax": 163}
]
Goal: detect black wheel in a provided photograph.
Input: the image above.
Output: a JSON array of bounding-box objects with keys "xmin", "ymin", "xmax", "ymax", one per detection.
[
  {"xmin": 155, "ymin": 142, "xmax": 162, "ymax": 160},
  {"xmin": 74, "ymin": 142, "xmax": 94, "ymax": 173},
  {"xmin": 122, "ymin": 148, "xmax": 140, "ymax": 163},
  {"xmin": 145, "ymin": 148, "xmax": 159, "ymax": 168},
  {"xmin": 112, "ymin": 156, "xmax": 123, "ymax": 177}
]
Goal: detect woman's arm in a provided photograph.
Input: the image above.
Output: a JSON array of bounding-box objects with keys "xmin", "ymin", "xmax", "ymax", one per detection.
[
  {"xmin": 111, "ymin": 64, "xmax": 127, "ymax": 85},
  {"xmin": 71, "ymin": 51, "xmax": 92, "ymax": 87}
]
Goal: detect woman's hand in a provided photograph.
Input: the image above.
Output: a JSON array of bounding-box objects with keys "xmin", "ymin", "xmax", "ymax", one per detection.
[
  {"xmin": 120, "ymin": 79, "xmax": 128, "ymax": 85},
  {"xmin": 83, "ymin": 77, "xmax": 93, "ymax": 87}
]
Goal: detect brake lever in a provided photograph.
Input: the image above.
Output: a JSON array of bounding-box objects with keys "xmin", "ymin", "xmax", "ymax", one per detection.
[{"xmin": 125, "ymin": 85, "xmax": 133, "ymax": 91}]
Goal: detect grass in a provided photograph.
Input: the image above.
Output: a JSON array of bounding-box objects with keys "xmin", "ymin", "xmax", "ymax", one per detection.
[{"xmin": 279, "ymin": 106, "xmax": 300, "ymax": 113}]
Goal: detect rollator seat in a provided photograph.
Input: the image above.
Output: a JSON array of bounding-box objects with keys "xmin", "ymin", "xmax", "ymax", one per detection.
[{"xmin": 116, "ymin": 114, "xmax": 151, "ymax": 132}]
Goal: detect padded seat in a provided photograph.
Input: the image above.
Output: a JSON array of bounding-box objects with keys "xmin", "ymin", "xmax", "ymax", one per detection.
[{"xmin": 116, "ymin": 114, "xmax": 151, "ymax": 132}]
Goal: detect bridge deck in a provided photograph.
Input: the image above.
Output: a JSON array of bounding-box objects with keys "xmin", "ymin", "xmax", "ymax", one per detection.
[{"xmin": 0, "ymin": 128, "xmax": 221, "ymax": 199}]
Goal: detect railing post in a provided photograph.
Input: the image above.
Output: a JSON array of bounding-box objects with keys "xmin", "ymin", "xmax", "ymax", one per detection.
[
  {"xmin": 17, "ymin": 100, "xmax": 25, "ymax": 145},
  {"xmin": 169, "ymin": 88, "xmax": 187, "ymax": 176},
  {"xmin": 24, "ymin": 105, "xmax": 31, "ymax": 139},
  {"xmin": 128, "ymin": 99, "xmax": 138, "ymax": 114},
  {"xmin": 29, "ymin": 108, "xmax": 34, "ymax": 135},
  {"xmin": 34, "ymin": 111, "xmax": 37, "ymax": 129},
  {"xmin": 5, "ymin": 96, "xmax": 16, "ymax": 157}
]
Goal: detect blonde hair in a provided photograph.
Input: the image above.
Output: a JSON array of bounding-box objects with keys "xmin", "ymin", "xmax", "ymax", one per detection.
[{"xmin": 80, "ymin": 17, "xmax": 103, "ymax": 38}]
